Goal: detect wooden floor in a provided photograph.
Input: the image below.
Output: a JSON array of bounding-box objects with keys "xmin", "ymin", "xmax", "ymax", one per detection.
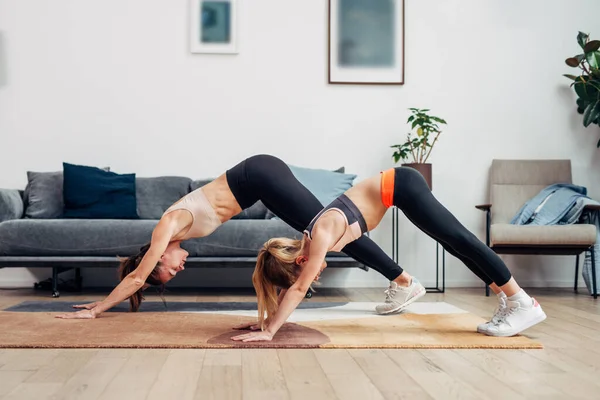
[{"xmin": 0, "ymin": 287, "xmax": 599, "ymax": 400}]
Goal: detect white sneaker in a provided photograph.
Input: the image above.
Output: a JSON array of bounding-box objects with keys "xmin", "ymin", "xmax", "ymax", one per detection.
[
  {"xmin": 375, "ymin": 279, "xmax": 426, "ymax": 315},
  {"xmin": 477, "ymin": 296, "xmax": 507, "ymax": 334},
  {"xmin": 485, "ymin": 297, "xmax": 547, "ymax": 337}
]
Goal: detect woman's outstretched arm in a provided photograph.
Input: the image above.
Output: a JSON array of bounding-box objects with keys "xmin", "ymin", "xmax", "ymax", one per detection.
[{"xmin": 55, "ymin": 219, "xmax": 175, "ymax": 319}]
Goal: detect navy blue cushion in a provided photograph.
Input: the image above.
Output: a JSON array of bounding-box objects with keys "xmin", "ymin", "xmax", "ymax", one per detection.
[{"xmin": 62, "ymin": 163, "xmax": 139, "ymax": 219}]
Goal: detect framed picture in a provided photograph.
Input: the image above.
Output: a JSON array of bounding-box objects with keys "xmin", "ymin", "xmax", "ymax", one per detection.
[
  {"xmin": 328, "ymin": 0, "xmax": 405, "ymax": 85},
  {"xmin": 190, "ymin": 0, "xmax": 238, "ymax": 54}
]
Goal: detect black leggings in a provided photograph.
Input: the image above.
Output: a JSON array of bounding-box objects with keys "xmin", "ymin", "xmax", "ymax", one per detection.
[
  {"xmin": 226, "ymin": 154, "xmax": 403, "ymax": 281},
  {"xmin": 393, "ymin": 166, "xmax": 511, "ymax": 286}
]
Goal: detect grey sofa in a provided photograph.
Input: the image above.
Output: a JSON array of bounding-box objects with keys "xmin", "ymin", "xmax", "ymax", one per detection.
[{"xmin": 0, "ymin": 175, "xmax": 363, "ymax": 297}]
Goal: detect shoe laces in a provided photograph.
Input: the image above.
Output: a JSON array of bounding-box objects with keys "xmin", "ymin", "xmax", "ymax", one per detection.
[
  {"xmin": 490, "ymin": 299, "xmax": 507, "ymax": 323},
  {"xmin": 494, "ymin": 302, "xmax": 518, "ymax": 325},
  {"xmin": 383, "ymin": 286, "xmax": 397, "ymax": 302}
]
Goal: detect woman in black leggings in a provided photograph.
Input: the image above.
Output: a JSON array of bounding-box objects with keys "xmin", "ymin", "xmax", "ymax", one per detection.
[
  {"xmin": 55, "ymin": 155, "xmax": 419, "ymax": 320},
  {"xmin": 235, "ymin": 166, "xmax": 547, "ymax": 342}
]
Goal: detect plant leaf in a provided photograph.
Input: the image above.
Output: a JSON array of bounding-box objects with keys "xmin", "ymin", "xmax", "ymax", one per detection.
[
  {"xmin": 583, "ymin": 100, "xmax": 600, "ymax": 127},
  {"xmin": 574, "ymin": 80, "xmax": 598, "ymax": 100},
  {"xmin": 587, "ymin": 79, "xmax": 600, "ymax": 92},
  {"xmin": 566, "ymin": 57, "xmax": 581, "ymax": 67},
  {"xmin": 578, "ymin": 31, "xmax": 589, "ymax": 49},
  {"xmin": 585, "ymin": 40, "xmax": 600, "ymax": 53},
  {"xmin": 587, "ymin": 51, "xmax": 600, "ymax": 69},
  {"xmin": 563, "ymin": 74, "xmax": 579, "ymax": 81}
]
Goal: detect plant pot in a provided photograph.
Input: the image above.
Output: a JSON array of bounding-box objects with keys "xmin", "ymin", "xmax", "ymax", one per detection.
[{"xmin": 401, "ymin": 163, "xmax": 432, "ymax": 190}]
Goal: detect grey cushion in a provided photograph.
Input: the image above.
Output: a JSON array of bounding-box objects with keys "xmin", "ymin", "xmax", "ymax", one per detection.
[
  {"xmin": 24, "ymin": 168, "xmax": 109, "ymax": 219},
  {"xmin": 181, "ymin": 219, "xmax": 348, "ymax": 257},
  {"xmin": 0, "ymin": 219, "xmax": 157, "ymax": 256},
  {"xmin": 181, "ymin": 219, "xmax": 303, "ymax": 256},
  {"xmin": 23, "ymin": 171, "xmax": 64, "ymax": 219},
  {"xmin": 190, "ymin": 179, "xmax": 212, "ymax": 192},
  {"xmin": 190, "ymin": 178, "xmax": 268, "ymax": 220},
  {"xmin": 136, "ymin": 176, "xmax": 192, "ymax": 219},
  {"xmin": 0, "ymin": 218, "xmax": 350, "ymax": 257},
  {"xmin": 0, "ymin": 189, "xmax": 24, "ymax": 222}
]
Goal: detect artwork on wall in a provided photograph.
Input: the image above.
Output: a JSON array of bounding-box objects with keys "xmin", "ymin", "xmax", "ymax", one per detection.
[
  {"xmin": 190, "ymin": 0, "xmax": 238, "ymax": 54},
  {"xmin": 328, "ymin": 0, "xmax": 405, "ymax": 85}
]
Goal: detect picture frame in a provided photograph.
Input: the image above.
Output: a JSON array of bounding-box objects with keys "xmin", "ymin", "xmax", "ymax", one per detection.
[
  {"xmin": 189, "ymin": 0, "xmax": 239, "ymax": 54},
  {"xmin": 328, "ymin": 0, "xmax": 405, "ymax": 85}
]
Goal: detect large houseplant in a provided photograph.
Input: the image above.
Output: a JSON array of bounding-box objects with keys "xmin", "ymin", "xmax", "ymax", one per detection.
[
  {"xmin": 390, "ymin": 108, "xmax": 447, "ymax": 190},
  {"xmin": 564, "ymin": 31, "xmax": 600, "ymax": 146}
]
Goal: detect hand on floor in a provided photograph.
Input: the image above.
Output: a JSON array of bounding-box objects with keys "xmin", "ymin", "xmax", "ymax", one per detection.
[
  {"xmin": 232, "ymin": 321, "xmax": 260, "ymax": 331},
  {"xmin": 72, "ymin": 301, "xmax": 100, "ymax": 310},
  {"xmin": 55, "ymin": 309, "xmax": 96, "ymax": 319},
  {"xmin": 231, "ymin": 331, "xmax": 273, "ymax": 342}
]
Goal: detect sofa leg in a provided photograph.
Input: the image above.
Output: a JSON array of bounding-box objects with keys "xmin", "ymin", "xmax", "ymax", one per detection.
[
  {"xmin": 75, "ymin": 268, "xmax": 82, "ymax": 291},
  {"xmin": 592, "ymin": 248, "xmax": 597, "ymax": 300},
  {"xmin": 575, "ymin": 254, "xmax": 580, "ymax": 293},
  {"xmin": 52, "ymin": 267, "xmax": 60, "ymax": 298}
]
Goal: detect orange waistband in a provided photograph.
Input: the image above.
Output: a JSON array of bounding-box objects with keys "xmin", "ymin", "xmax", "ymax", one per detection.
[{"xmin": 380, "ymin": 168, "xmax": 395, "ymax": 208}]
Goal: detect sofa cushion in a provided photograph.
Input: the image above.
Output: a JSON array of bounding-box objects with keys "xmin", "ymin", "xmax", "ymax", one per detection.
[
  {"xmin": 288, "ymin": 164, "xmax": 356, "ymax": 206},
  {"xmin": 179, "ymin": 219, "xmax": 301, "ymax": 256},
  {"xmin": 62, "ymin": 163, "xmax": 138, "ymax": 219},
  {"xmin": 0, "ymin": 189, "xmax": 23, "ymax": 222},
  {"xmin": 190, "ymin": 179, "xmax": 268, "ymax": 220},
  {"xmin": 0, "ymin": 219, "xmax": 157, "ymax": 256},
  {"xmin": 23, "ymin": 167, "xmax": 110, "ymax": 219},
  {"xmin": 136, "ymin": 176, "xmax": 192, "ymax": 219},
  {"xmin": 0, "ymin": 219, "xmax": 351, "ymax": 258},
  {"xmin": 490, "ymin": 223, "xmax": 597, "ymax": 246}
]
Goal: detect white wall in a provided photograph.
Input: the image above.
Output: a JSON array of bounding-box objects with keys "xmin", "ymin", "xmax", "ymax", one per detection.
[{"xmin": 1, "ymin": 0, "xmax": 600, "ymax": 290}]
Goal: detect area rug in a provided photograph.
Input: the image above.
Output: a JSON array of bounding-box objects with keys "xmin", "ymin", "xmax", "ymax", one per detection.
[{"xmin": 0, "ymin": 301, "xmax": 543, "ymax": 349}]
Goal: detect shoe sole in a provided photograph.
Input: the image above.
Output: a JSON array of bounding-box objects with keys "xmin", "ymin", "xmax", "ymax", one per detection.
[
  {"xmin": 376, "ymin": 287, "xmax": 426, "ymax": 315},
  {"xmin": 485, "ymin": 310, "xmax": 547, "ymax": 337}
]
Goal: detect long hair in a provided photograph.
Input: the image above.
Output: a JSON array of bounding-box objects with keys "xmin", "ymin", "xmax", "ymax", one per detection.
[
  {"xmin": 252, "ymin": 237, "xmax": 306, "ymax": 329},
  {"xmin": 117, "ymin": 243, "xmax": 165, "ymax": 312}
]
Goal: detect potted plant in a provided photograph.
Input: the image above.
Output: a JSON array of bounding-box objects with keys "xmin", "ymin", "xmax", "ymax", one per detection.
[
  {"xmin": 390, "ymin": 108, "xmax": 447, "ymax": 190},
  {"xmin": 564, "ymin": 31, "xmax": 600, "ymax": 146}
]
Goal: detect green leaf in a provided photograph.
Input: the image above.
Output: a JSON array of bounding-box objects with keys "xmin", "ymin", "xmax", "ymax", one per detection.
[
  {"xmin": 585, "ymin": 40, "xmax": 600, "ymax": 53},
  {"xmin": 407, "ymin": 115, "xmax": 415, "ymax": 123},
  {"xmin": 587, "ymin": 79, "xmax": 600, "ymax": 92},
  {"xmin": 578, "ymin": 31, "xmax": 589, "ymax": 49},
  {"xmin": 566, "ymin": 57, "xmax": 581, "ymax": 67},
  {"xmin": 430, "ymin": 116, "xmax": 447, "ymax": 124},
  {"xmin": 583, "ymin": 100, "xmax": 600, "ymax": 127},
  {"xmin": 574, "ymin": 80, "xmax": 598, "ymax": 100},
  {"xmin": 563, "ymin": 74, "xmax": 579, "ymax": 81},
  {"xmin": 587, "ymin": 51, "xmax": 600, "ymax": 69}
]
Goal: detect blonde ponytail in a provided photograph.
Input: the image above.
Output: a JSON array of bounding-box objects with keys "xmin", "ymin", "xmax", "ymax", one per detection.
[{"xmin": 252, "ymin": 237, "xmax": 305, "ymax": 329}]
